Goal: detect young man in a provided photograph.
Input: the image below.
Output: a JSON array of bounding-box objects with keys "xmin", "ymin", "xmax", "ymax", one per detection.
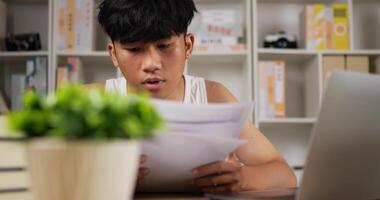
[{"xmin": 97, "ymin": 0, "xmax": 296, "ymax": 193}]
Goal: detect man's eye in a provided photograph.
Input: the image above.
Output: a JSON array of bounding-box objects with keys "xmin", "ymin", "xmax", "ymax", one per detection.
[
  {"xmin": 158, "ymin": 44, "xmax": 171, "ymax": 49},
  {"xmin": 125, "ymin": 47, "xmax": 141, "ymax": 52}
]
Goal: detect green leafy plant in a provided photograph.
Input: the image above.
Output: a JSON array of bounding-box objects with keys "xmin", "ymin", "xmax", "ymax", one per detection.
[{"xmin": 7, "ymin": 84, "xmax": 164, "ymax": 140}]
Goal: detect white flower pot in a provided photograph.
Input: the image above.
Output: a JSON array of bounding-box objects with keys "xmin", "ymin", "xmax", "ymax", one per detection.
[{"xmin": 25, "ymin": 139, "xmax": 140, "ymax": 200}]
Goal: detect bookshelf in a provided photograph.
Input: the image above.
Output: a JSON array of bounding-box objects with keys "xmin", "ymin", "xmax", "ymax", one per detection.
[{"xmin": 0, "ymin": 0, "xmax": 380, "ymax": 187}]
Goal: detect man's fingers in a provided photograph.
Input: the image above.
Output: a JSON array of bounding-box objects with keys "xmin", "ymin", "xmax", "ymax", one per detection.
[
  {"xmin": 140, "ymin": 154, "xmax": 148, "ymax": 164},
  {"xmin": 202, "ymin": 183, "xmax": 241, "ymax": 194},
  {"xmin": 192, "ymin": 161, "xmax": 240, "ymax": 177},
  {"xmin": 137, "ymin": 168, "xmax": 150, "ymax": 180},
  {"xmin": 193, "ymin": 172, "xmax": 239, "ymax": 187}
]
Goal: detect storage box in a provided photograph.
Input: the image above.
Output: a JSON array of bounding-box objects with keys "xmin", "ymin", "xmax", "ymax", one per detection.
[
  {"xmin": 346, "ymin": 56, "xmax": 369, "ymax": 73},
  {"xmin": 323, "ymin": 56, "xmax": 345, "ymax": 83}
]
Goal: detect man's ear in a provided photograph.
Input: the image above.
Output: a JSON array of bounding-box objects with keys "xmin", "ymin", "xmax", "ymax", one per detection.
[
  {"xmin": 185, "ymin": 33, "xmax": 195, "ymax": 59},
  {"xmin": 108, "ymin": 42, "xmax": 119, "ymax": 67}
]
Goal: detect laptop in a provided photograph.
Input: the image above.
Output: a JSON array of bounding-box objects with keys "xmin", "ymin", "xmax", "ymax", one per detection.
[{"xmin": 207, "ymin": 71, "xmax": 380, "ymax": 200}]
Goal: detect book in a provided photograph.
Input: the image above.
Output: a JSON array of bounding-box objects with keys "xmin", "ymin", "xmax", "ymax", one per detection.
[
  {"xmin": 11, "ymin": 75, "xmax": 26, "ymax": 111},
  {"xmin": 74, "ymin": 0, "xmax": 95, "ymax": 51},
  {"xmin": 56, "ymin": 57, "xmax": 83, "ymax": 89},
  {"xmin": 67, "ymin": 57, "xmax": 83, "ymax": 82},
  {"xmin": 304, "ymin": 3, "xmax": 350, "ymax": 50},
  {"xmin": 25, "ymin": 57, "xmax": 48, "ymax": 96},
  {"xmin": 259, "ymin": 61, "xmax": 286, "ymax": 118},
  {"xmin": 191, "ymin": 4, "xmax": 243, "ymax": 47},
  {"xmin": 0, "ymin": 90, "xmax": 8, "ymax": 114},
  {"xmin": 57, "ymin": 0, "xmax": 67, "ymax": 50},
  {"xmin": 58, "ymin": 0, "xmax": 95, "ymax": 51},
  {"xmin": 56, "ymin": 67, "xmax": 68, "ymax": 89}
]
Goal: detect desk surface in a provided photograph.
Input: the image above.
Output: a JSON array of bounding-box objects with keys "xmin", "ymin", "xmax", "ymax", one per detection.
[{"xmin": 134, "ymin": 188, "xmax": 297, "ymax": 200}]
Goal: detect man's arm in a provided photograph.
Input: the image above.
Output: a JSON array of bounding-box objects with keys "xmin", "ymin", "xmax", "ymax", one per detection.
[{"xmin": 192, "ymin": 81, "xmax": 296, "ymax": 193}]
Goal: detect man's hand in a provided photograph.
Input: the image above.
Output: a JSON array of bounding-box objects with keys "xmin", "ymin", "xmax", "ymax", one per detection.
[
  {"xmin": 192, "ymin": 160, "xmax": 245, "ymax": 193},
  {"xmin": 136, "ymin": 154, "xmax": 150, "ymax": 186}
]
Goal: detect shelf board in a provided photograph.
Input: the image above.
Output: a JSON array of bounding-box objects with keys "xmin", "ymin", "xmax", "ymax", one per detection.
[
  {"xmin": 191, "ymin": 50, "xmax": 248, "ymax": 64},
  {"xmin": 3, "ymin": 0, "xmax": 48, "ymax": 4},
  {"xmin": 259, "ymin": 118, "xmax": 317, "ymax": 124},
  {"xmin": 258, "ymin": 49, "xmax": 318, "ymax": 63},
  {"xmin": 258, "ymin": 48, "xmax": 319, "ymax": 55},
  {"xmin": 322, "ymin": 50, "xmax": 380, "ymax": 55},
  {"xmin": 0, "ymin": 51, "xmax": 49, "ymax": 58},
  {"xmin": 56, "ymin": 51, "xmax": 109, "ymax": 57}
]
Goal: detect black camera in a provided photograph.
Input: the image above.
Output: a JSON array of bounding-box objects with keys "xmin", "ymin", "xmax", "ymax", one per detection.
[
  {"xmin": 5, "ymin": 33, "xmax": 42, "ymax": 51},
  {"xmin": 263, "ymin": 31, "xmax": 298, "ymax": 49}
]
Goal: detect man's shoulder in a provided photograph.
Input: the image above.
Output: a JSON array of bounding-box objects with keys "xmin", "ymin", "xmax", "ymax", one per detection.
[
  {"xmin": 204, "ymin": 80, "xmax": 238, "ymax": 103},
  {"xmin": 82, "ymin": 82, "xmax": 106, "ymax": 90}
]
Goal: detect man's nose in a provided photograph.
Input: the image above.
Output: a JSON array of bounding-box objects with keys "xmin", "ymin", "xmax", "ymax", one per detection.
[{"xmin": 141, "ymin": 48, "xmax": 162, "ymax": 73}]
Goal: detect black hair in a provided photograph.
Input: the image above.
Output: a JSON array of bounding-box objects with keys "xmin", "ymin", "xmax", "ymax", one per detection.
[{"xmin": 98, "ymin": 0, "xmax": 197, "ymax": 43}]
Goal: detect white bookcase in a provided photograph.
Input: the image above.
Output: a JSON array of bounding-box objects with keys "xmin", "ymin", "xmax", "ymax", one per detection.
[{"xmin": 1, "ymin": 0, "xmax": 380, "ymax": 183}]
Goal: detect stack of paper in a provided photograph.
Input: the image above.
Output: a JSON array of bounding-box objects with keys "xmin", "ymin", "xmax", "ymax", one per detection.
[{"xmin": 138, "ymin": 100, "xmax": 254, "ymax": 192}]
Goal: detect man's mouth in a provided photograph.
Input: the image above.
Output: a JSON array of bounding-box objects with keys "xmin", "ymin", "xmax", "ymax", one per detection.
[{"xmin": 142, "ymin": 78, "xmax": 166, "ymax": 91}]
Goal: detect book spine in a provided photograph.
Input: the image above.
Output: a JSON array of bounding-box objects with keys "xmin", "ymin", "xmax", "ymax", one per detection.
[
  {"xmin": 25, "ymin": 58, "xmax": 36, "ymax": 92},
  {"xmin": 66, "ymin": 0, "xmax": 75, "ymax": 51},
  {"xmin": 56, "ymin": 67, "xmax": 68, "ymax": 89},
  {"xmin": 266, "ymin": 63, "xmax": 275, "ymax": 118},
  {"xmin": 305, "ymin": 5, "xmax": 315, "ymax": 50},
  {"xmin": 274, "ymin": 61, "xmax": 285, "ymax": 118},
  {"xmin": 314, "ymin": 4, "xmax": 326, "ymax": 50},
  {"xmin": 259, "ymin": 62, "xmax": 268, "ymax": 119},
  {"xmin": 57, "ymin": 0, "xmax": 66, "ymax": 50},
  {"xmin": 11, "ymin": 75, "xmax": 26, "ymax": 111},
  {"xmin": 75, "ymin": 0, "xmax": 95, "ymax": 51},
  {"xmin": 35, "ymin": 57, "xmax": 48, "ymax": 96},
  {"xmin": 0, "ymin": 90, "xmax": 8, "ymax": 114}
]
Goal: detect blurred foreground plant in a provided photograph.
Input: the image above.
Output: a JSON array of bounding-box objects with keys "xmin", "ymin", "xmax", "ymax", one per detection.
[{"xmin": 7, "ymin": 84, "xmax": 164, "ymax": 140}]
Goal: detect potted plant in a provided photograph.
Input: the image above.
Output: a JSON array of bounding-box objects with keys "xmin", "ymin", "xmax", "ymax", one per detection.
[{"xmin": 7, "ymin": 84, "xmax": 164, "ymax": 200}]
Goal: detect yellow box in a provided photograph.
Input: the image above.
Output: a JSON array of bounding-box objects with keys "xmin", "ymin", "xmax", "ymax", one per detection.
[{"xmin": 332, "ymin": 3, "xmax": 350, "ymax": 50}]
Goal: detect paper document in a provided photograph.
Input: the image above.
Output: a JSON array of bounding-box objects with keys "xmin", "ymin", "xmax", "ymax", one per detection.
[{"xmin": 138, "ymin": 100, "xmax": 254, "ymax": 192}]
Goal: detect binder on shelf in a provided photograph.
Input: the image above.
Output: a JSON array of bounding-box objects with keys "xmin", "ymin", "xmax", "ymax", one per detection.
[
  {"xmin": 346, "ymin": 56, "xmax": 369, "ymax": 74},
  {"xmin": 259, "ymin": 61, "xmax": 286, "ymax": 119},
  {"xmin": 11, "ymin": 75, "xmax": 26, "ymax": 111}
]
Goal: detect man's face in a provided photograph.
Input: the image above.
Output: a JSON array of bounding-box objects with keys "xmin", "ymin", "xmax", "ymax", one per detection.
[{"xmin": 108, "ymin": 34, "xmax": 194, "ymax": 100}]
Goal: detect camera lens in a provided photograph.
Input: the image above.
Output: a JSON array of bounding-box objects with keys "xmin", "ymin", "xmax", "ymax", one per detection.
[{"xmin": 276, "ymin": 38, "xmax": 290, "ymax": 48}]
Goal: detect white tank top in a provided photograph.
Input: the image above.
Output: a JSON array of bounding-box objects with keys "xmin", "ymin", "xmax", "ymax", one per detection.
[{"xmin": 105, "ymin": 75, "xmax": 208, "ymax": 104}]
